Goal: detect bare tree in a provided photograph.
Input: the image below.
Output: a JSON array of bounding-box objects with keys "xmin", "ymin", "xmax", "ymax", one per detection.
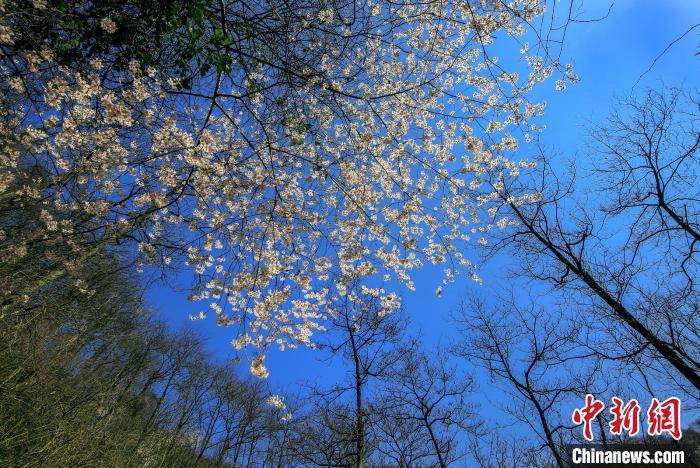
[
  {"xmin": 453, "ymin": 294, "xmax": 614, "ymax": 467},
  {"xmin": 381, "ymin": 342, "xmax": 476, "ymax": 467},
  {"xmin": 373, "ymin": 412, "xmax": 434, "ymax": 467},
  {"xmin": 488, "ymin": 88, "xmax": 700, "ymax": 392},
  {"xmin": 465, "ymin": 432, "xmax": 548, "ymax": 468},
  {"xmin": 287, "ymin": 399, "xmax": 358, "ymax": 467},
  {"xmin": 309, "ymin": 282, "xmax": 406, "ymax": 467}
]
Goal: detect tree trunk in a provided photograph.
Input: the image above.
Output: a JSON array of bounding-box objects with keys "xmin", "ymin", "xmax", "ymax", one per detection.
[{"xmin": 509, "ymin": 202, "xmax": 700, "ymax": 391}]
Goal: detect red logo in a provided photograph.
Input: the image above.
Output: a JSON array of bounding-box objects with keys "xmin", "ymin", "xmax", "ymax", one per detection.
[
  {"xmin": 609, "ymin": 397, "xmax": 641, "ymax": 436},
  {"xmin": 647, "ymin": 397, "xmax": 682, "ymax": 440},
  {"xmin": 572, "ymin": 394, "xmax": 605, "ymax": 441},
  {"xmin": 572, "ymin": 395, "xmax": 682, "ymax": 441}
]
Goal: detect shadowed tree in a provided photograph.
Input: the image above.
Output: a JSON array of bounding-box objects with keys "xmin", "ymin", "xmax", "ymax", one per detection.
[
  {"xmin": 452, "ymin": 293, "xmax": 613, "ymax": 467},
  {"xmin": 381, "ymin": 342, "xmax": 477, "ymax": 467},
  {"xmin": 486, "ymin": 88, "xmax": 700, "ymax": 392},
  {"xmin": 304, "ymin": 281, "xmax": 406, "ymax": 467}
]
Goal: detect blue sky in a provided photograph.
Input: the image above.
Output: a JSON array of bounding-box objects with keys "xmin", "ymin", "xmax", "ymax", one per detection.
[{"xmin": 147, "ymin": 0, "xmax": 700, "ymax": 419}]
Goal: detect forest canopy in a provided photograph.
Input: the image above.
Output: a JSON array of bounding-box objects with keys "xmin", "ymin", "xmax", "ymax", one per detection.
[
  {"xmin": 0, "ymin": 0, "xmax": 577, "ymax": 370},
  {"xmin": 1, "ymin": 0, "xmax": 698, "ymax": 466}
]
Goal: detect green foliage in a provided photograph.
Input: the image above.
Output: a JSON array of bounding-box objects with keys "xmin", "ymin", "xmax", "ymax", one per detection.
[
  {"xmin": 6, "ymin": 0, "xmax": 215, "ymax": 78},
  {"xmin": 5, "ymin": 0, "xmax": 291, "ymax": 95}
]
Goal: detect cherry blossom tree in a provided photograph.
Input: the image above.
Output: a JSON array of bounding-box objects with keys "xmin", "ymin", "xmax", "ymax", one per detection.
[{"xmin": 0, "ymin": 0, "xmax": 581, "ymax": 375}]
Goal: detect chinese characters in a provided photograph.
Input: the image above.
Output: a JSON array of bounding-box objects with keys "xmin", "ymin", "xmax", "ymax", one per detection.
[{"xmin": 572, "ymin": 395, "xmax": 682, "ymax": 441}]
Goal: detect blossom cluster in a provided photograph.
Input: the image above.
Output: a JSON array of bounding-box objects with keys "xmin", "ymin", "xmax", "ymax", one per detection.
[{"xmin": 0, "ymin": 0, "xmax": 569, "ymax": 376}]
